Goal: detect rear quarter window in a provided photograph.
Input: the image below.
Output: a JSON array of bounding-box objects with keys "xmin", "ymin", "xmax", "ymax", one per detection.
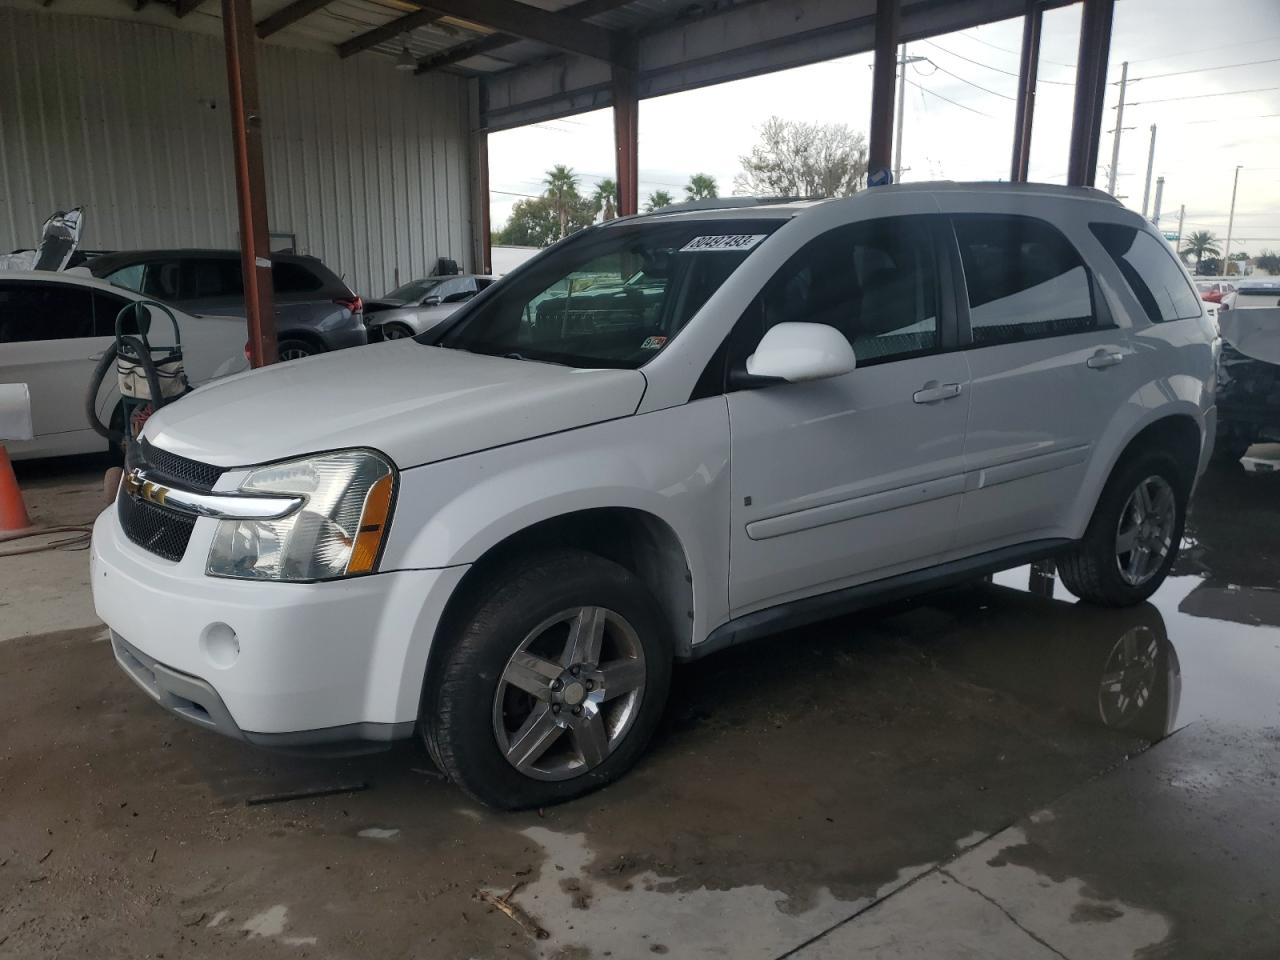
[
  {"xmin": 272, "ymin": 261, "xmax": 325, "ymax": 294},
  {"xmin": 1089, "ymin": 222, "xmax": 1202, "ymax": 324}
]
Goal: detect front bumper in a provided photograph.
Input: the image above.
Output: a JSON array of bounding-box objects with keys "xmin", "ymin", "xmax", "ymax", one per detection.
[{"xmin": 91, "ymin": 507, "xmax": 467, "ymax": 745}]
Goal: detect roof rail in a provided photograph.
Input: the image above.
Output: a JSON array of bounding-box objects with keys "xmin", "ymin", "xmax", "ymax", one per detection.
[{"xmin": 645, "ymin": 195, "xmax": 821, "ymax": 214}]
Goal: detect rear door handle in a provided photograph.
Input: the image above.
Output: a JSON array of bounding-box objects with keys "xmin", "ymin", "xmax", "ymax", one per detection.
[
  {"xmin": 913, "ymin": 381, "xmax": 963, "ymax": 404},
  {"xmin": 1087, "ymin": 350, "xmax": 1125, "ymax": 370}
]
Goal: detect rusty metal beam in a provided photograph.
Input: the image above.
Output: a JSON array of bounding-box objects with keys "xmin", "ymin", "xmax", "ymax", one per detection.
[
  {"xmin": 222, "ymin": 0, "xmax": 277, "ymax": 367},
  {"xmin": 338, "ymin": 7, "xmax": 443, "ymax": 59},
  {"xmin": 413, "ymin": 0, "xmax": 633, "ymax": 73},
  {"xmin": 411, "ymin": 0, "xmax": 619, "ymax": 63},
  {"xmin": 1066, "ymin": 0, "xmax": 1115, "ymax": 187},
  {"xmin": 867, "ymin": 0, "xmax": 900, "ymax": 179},
  {"xmin": 1010, "ymin": 0, "xmax": 1042, "ymax": 182},
  {"xmin": 476, "ymin": 131, "xmax": 493, "ymax": 273},
  {"xmin": 612, "ymin": 62, "xmax": 638, "ymax": 216},
  {"xmin": 255, "ymin": 0, "xmax": 332, "ymax": 39}
]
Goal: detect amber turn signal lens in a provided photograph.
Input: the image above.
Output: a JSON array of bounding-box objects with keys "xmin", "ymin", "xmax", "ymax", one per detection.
[{"xmin": 347, "ymin": 473, "xmax": 395, "ymax": 575}]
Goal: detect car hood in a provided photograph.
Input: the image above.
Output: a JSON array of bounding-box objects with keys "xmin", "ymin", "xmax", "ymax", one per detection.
[
  {"xmin": 1220, "ymin": 308, "xmax": 1280, "ymax": 365},
  {"xmin": 142, "ymin": 342, "xmax": 647, "ymax": 469}
]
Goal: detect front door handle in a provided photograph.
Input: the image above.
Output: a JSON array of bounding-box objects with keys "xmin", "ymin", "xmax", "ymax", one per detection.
[
  {"xmin": 1087, "ymin": 349, "xmax": 1125, "ymax": 370},
  {"xmin": 913, "ymin": 381, "xmax": 963, "ymax": 404}
]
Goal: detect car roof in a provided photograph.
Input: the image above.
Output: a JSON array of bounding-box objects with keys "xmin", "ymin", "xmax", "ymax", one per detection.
[
  {"xmin": 613, "ymin": 181, "xmax": 1123, "ymax": 227},
  {"xmin": 0, "ymin": 269, "xmax": 137, "ymax": 293},
  {"xmin": 89, "ymin": 248, "xmax": 320, "ymax": 271}
]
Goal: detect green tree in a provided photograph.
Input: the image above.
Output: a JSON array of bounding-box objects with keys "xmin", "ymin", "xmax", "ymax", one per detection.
[
  {"xmin": 645, "ymin": 190, "xmax": 673, "ymax": 212},
  {"xmin": 544, "ymin": 164, "xmax": 581, "ymax": 240},
  {"xmin": 1255, "ymin": 249, "xmax": 1280, "ymax": 275},
  {"xmin": 1180, "ymin": 230, "xmax": 1221, "ymax": 272},
  {"xmin": 735, "ymin": 117, "xmax": 868, "ymax": 198},
  {"xmin": 684, "ymin": 173, "xmax": 718, "ymax": 201},
  {"xmin": 494, "ymin": 193, "xmax": 596, "ymax": 248},
  {"xmin": 593, "ymin": 178, "xmax": 618, "ymax": 221}
]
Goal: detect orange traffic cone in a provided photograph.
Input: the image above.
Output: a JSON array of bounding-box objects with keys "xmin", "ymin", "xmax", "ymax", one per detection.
[{"xmin": 0, "ymin": 444, "xmax": 33, "ymax": 533}]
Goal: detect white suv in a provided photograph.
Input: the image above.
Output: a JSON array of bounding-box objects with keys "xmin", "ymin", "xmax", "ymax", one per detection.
[{"xmin": 91, "ymin": 184, "xmax": 1218, "ymax": 808}]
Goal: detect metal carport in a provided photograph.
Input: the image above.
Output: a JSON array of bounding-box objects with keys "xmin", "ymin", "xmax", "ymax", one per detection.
[{"xmin": 1, "ymin": 0, "xmax": 1119, "ymax": 365}]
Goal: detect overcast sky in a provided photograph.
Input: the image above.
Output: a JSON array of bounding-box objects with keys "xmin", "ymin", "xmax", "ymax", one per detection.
[{"xmin": 489, "ymin": 0, "xmax": 1280, "ymax": 254}]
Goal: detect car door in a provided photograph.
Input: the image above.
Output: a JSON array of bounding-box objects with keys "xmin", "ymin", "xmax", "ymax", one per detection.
[
  {"xmin": 0, "ymin": 279, "xmax": 106, "ymax": 456},
  {"xmin": 725, "ymin": 215, "xmax": 971, "ymax": 615},
  {"xmin": 945, "ymin": 212, "xmax": 1134, "ymax": 553}
]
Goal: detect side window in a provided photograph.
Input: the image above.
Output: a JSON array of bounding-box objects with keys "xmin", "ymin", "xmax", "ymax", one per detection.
[
  {"xmin": 737, "ymin": 216, "xmax": 940, "ymax": 367},
  {"xmin": 105, "ymin": 264, "xmax": 145, "ymax": 293},
  {"xmin": 92, "ymin": 292, "xmax": 137, "ymax": 337},
  {"xmin": 1089, "ymin": 222, "xmax": 1202, "ymax": 324},
  {"xmin": 475, "ymin": 278, "xmax": 494, "ymax": 291},
  {"xmin": 0, "ymin": 282, "xmax": 94, "ymax": 343},
  {"xmin": 141, "ymin": 261, "xmax": 182, "ymax": 301},
  {"xmin": 954, "ymin": 215, "xmax": 1098, "ymax": 345},
  {"xmin": 184, "ymin": 259, "xmax": 243, "ymax": 299},
  {"xmin": 271, "ymin": 261, "xmax": 323, "ymax": 294}
]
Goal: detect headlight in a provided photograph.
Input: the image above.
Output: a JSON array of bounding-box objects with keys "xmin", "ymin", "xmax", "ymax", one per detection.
[{"xmin": 206, "ymin": 450, "xmax": 396, "ymax": 582}]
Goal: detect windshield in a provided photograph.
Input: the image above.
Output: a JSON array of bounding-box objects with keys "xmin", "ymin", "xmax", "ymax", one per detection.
[
  {"xmin": 437, "ymin": 219, "xmax": 782, "ymax": 368},
  {"xmin": 384, "ymin": 278, "xmax": 443, "ymax": 302}
]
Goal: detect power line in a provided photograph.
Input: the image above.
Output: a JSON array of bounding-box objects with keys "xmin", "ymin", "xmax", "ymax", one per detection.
[
  {"xmin": 920, "ymin": 39, "xmax": 1075, "ymax": 85},
  {"xmin": 1128, "ymin": 35, "xmax": 1280, "ymax": 66},
  {"xmin": 956, "ymin": 30, "xmax": 1076, "ymax": 69},
  {"xmin": 918, "ymin": 59, "xmax": 1016, "ymax": 101},
  {"xmin": 1130, "ymin": 57, "xmax": 1280, "ymax": 83},
  {"xmin": 1128, "ymin": 86, "xmax": 1280, "ymax": 106},
  {"xmin": 902, "ymin": 76, "xmax": 996, "ymax": 118}
]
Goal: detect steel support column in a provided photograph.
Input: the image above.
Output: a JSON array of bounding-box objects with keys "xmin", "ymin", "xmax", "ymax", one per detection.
[
  {"xmin": 867, "ymin": 0, "xmax": 900, "ymax": 179},
  {"xmin": 222, "ymin": 0, "xmax": 276, "ymax": 367},
  {"xmin": 1010, "ymin": 0, "xmax": 1042, "ymax": 182},
  {"xmin": 613, "ymin": 65, "xmax": 639, "ymax": 216},
  {"xmin": 476, "ymin": 130, "xmax": 493, "ymax": 274},
  {"xmin": 1066, "ymin": 0, "xmax": 1115, "ymax": 188}
]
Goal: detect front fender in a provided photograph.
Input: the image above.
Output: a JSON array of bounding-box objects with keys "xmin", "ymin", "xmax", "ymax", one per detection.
[{"xmin": 380, "ymin": 399, "xmax": 733, "ymax": 646}]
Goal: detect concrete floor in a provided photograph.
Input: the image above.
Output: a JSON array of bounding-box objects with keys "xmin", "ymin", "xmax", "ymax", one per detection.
[{"xmin": 2, "ymin": 453, "xmax": 1279, "ymax": 959}]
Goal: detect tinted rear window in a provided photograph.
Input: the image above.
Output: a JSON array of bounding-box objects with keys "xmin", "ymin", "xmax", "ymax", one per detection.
[
  {"xmin": 1089, "ymin": 223, "xmax": 1202, "ymax": 324},
  {"xmin": 272, "ymin": 261, "xmax": 325, "ymax": 293}
]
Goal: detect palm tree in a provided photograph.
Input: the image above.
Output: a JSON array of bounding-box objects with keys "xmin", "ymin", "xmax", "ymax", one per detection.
[
  {"xmin": 1180, "ymin": 230, "xmax": 1221, "ymax": 272},
  {"xmin": 644, "ymin": 190, "xmax": 673, "ymax": 213},
  {"xmin": 593, "ymin": 178, "xmax": 618, "ymax": 221},
  {"xmin": 544, "ymin": 165, "xmax": 580, "ymax": 239},
  {"xmin": 685, "ymin": 173, "xmax": 718, "ymax": 201}
]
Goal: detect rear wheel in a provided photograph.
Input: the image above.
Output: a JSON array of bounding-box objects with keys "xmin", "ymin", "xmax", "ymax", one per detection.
[
  {"xmin": 380, "ymin": 323, "xmax": 415, "ymax": 341},
  {"xmin": 277, "ymin": 338, "xmax": 319, "ymax": 361},
  {"xmin": 1058, "ymin": 450, "xmax": 1188, "ymax": 607},
  {"xmin": 423, "ymin": 549, "xmax": 672, "ymax": 809}
]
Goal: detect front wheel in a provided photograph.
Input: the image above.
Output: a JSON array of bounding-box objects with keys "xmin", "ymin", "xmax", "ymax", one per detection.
[
  {"xmin": 380, "ymin": 322, "xmax": 415, "ymax": 341},
  {"xmin": 423, "ymin": 550, "xmax": 672, "ymax": 809},
  {"xmin": 1058, "ymin": 450, "xmax": 1188, "ymax": 607}
]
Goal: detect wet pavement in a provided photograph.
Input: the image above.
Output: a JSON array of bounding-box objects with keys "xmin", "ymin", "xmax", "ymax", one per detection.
[{"xmin": 1, "ymin": 456, "xmax": 1278, "ymax": 958}]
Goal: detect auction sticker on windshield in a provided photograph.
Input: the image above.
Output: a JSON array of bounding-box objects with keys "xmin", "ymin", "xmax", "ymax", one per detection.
[{"xmin": 680, "ymin": 234, "xmax": 767, "ymax": 253}]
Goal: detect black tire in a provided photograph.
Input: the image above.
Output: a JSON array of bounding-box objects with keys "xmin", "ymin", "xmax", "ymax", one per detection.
[
  {"xmin": 380, "ymin": 322, "xmax": 416, "ymax": 341},
  {"xmin": 1058, "ymin": 448, "xmax": 1189, "ymax": 607},
  {"xmin": 422, "ymin": 549, "xmax": 672, "ymax": 810},
  {"xmin": 277, "ymin": 338, "xmax": 319, "ymax": 361}
]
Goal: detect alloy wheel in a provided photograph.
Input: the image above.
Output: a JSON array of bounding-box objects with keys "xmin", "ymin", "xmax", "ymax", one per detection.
[
  {"xmin": 492, "ymin": 606, "xmax": 646, "ymax": 781},
  {"xmin": 1114, "ymin": 475, "xmax": 1177, "ymax": 587}
]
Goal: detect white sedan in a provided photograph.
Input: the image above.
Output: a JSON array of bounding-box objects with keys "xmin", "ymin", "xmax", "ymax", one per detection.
[{"xmin": 0, "ymin": 271, "xmax": 248, "ymax": 459}]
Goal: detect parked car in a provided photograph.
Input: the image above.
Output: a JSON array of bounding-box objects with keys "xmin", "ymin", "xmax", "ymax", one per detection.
[
  {"xmin": 92, "ymin": 184, "xmax": 1217, "ymax": 809},
  {"xmin": 0, "ymin": 271, "xmax": 248, "ymax": 459},
  {"xmin": 1196, "ymin": 279, "xmax": 1238, "ymax": 311},
  {"xmin": 1236, "ymin": 279, "xmax": 1280, "ymax": 310},
  {"xmin": 1213, "ymin": 304, "xmax": 1280, "ymax": 461},
  {"xmin": 88, "ymin": 249, "xmax": 365, "ymax": 359},
  {"xmin": 364, "ymin": 274, "xmax": 495, "ymax": 340}
]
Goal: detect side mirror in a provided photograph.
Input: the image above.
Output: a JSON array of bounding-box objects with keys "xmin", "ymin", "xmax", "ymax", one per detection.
[
  {"xmin": 422, "ymin": 295, "xmax": 442, "ymax": 307},
  {"xmin": 745, "ymin": 322, "xmax": 857, "ymax": 383}
]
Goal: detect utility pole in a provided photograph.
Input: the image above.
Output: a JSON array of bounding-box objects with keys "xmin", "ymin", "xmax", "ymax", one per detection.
[
  {"xmin": 1140, "ymin": 124, "xmax": 1157, "ymax": 217},
  {"xmin": 1152, "ymin": 176, "xmax": 1164, "ymax": 227},
  {"xmin": 1106, "ymin": 60, "xmax": 1128, "ymax": 196},
  {"xmin": 1224, "ymin": 164, "xmax": 1242, "ymax": 274},
  {"xmin": 894, "ymin": 45, "xmax": 927, "ymax": 183},
  {"xmin": 1176, "ymin": 204, "xmax": 1185, "ymax": 253}
]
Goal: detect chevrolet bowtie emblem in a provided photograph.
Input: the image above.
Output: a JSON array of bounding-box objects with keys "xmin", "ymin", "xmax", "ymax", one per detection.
[{"xmin": 123, "ymin": 468, "xmax": 171, "ymax": 508}]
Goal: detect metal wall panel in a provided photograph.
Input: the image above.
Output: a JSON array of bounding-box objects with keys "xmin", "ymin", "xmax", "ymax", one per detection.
[{"xmin": 0, "ymin": 6, "xmax": 474, "ymax": 297}]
